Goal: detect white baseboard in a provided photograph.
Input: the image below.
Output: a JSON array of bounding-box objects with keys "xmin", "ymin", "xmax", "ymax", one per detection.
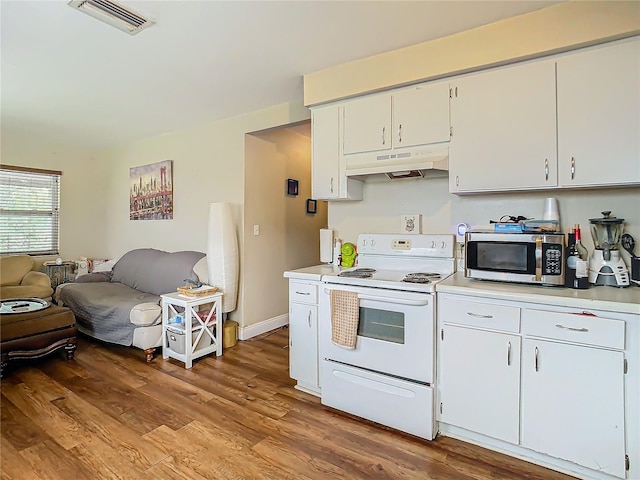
[{"xmin": 238, "ymin": 313, "xmax": 288, "ymax": 340}]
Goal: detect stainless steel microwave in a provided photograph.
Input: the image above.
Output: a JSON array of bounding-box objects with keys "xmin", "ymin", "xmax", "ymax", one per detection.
[{"xmin": 465, "ymin": 231, "xmax": 565, "ymax": 286}]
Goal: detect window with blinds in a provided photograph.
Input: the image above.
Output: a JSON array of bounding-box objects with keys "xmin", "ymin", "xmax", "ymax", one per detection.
[{"xmin": 0, "ymin": 165, "xmax": 61, "ymax": 255}]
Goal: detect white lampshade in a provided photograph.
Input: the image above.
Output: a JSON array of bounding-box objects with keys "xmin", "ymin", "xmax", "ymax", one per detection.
[{"xmin": 206, "ymin": 202, "xmax": 239, "ymax": 313}]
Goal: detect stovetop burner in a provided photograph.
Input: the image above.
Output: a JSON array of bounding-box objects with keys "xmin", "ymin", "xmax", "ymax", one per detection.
[
  {"xmin": 339, "ymin": 268, "xmax": 376, "ymax": 278},
  {"xmin": 402, "ymin": 272, "xmax": 442, "ymax": 284}
]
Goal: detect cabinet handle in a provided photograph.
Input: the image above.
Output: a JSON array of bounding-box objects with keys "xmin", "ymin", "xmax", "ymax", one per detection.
[
  {"xmin": 466, "ymin": 312, "xmax": 493, "ymax": 319},
  {"xmin": 455, "ymin": 175, "xmax": 460, "ymax": 187},
  {"xmin": 555, "ymin": 324, "xmax": 589, "ymax": 332},
  {"xmin": 398, "ymin": 124, "xmax": 402, "ymax": 143},
  {"xmin": 534, "ymin": 346, "xmax": 539, "ymax": 372},
  {"xmin": 507, "ymin": 341, "xmax": 512, "ymax": 366},
  {"xmin": 308, "ymin": 310, "xmax": 312, "ymax": 328},
  {"xmin": 455, "ymin": 86, "xmax": 458, "ymax": 97},
  {"xmin": 570, "ymin": 157, "xmax": 576, "ymax": 180},
  {"xmin": 295, "ymin": 291, "xmax": 310, "ymax": 295},
  {"xmin": 330, "ymin": 177, "xmax": 334, "ymax": 194},
  {"xmin": 382, "ymin": 127, "xmax": 386, "ymax": 145},
  {"xmin": 441, "ymin": 329, "xmax": 444, "ymax": 341},
  {"xmin": 544, "ymin": 158, "xmax": 549, "ymax": 181}
]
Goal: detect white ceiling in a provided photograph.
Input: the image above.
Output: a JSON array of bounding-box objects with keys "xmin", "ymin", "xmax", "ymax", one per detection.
[{"xmin": 1, "ymin": 0, "xmax": 561, "ymax": 150}]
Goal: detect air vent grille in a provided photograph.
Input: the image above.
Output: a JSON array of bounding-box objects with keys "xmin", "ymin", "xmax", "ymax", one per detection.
[{"xmin": 68, "ymin": 0, "xmax": 154, "ymax": 35}]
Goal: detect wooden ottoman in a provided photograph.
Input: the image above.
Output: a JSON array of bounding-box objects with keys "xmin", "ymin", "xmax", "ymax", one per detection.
[{"xmin": 0, "ymin": 304, "xmax": 77, "ymax": 378}]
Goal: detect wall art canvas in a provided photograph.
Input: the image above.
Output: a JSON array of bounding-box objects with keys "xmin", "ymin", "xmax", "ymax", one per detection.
[{"xmin": 129, "ymin": 160, "xmax": 173, "ymax": 220}]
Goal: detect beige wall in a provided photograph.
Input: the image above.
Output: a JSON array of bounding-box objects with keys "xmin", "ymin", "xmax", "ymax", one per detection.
[
  {"xmin": 244, "ymin": 127, "xmax": 327, "ymax": 329},
  {"xmin": 0, "ymin": 130, "xmax": 107, "ymax": 263},
  {"xmin": 95, "ymin": 101, "xmax": 310, "ymax": 329},
  {"xmin": 328, "ymin": 178, "xmax": 640, "ymax": 266},
  {"xmin": 304, "ymin": 1, "xmax": 640, "ymax": 106}
]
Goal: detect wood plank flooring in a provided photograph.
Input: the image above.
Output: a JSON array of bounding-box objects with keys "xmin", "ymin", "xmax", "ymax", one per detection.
[{"xmin": 1, "ymin": 327, "xmax": 576, "ymax": 480}]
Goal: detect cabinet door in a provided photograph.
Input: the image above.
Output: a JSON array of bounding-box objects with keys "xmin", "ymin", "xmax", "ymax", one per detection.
[
  {"xmin": 439, "ymin": 324, "xmax": 521, "ymax": 444},
  {"xmin": 289, "ymin": 302, "xmax": 318, "ymax": 388},
  {"xmin": 521, "ymin": 338, "xmax": 625, "ymax": 478},
  {"xmin": 343, "ymin": 94, "xmax": 391, "ymax": 154},
  {"xmin": 312, "ymin": 105, "xmax": 341, "ymax": 199},
  {"xmin": 393, "ymin": 82, "xmax": 450, "ymax": 148},
  {"xmin": 557, "ymin": 38, "xmax": 640, "ymax": 187},
  {"xmin": 449, "ymin": 60, "xmax": 557, "ymax": 193}
]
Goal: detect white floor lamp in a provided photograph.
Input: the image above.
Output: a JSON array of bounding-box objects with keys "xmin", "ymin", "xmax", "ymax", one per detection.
[{"xmin": 206, "ymin": 202, "xmax": 239, "ymax": 314}]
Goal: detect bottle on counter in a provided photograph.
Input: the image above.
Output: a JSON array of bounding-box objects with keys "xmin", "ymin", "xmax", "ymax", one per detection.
[
  {"xmin": 566, "ymin": 225, "xmax": 589, "ymax": 289},
  {"xmin": 573, "ymin": 224, "xmax": 590, "ymax": 289},
  {"xmin": 565, "ymin": 227, "xmax": 577, "ymax": 288}
]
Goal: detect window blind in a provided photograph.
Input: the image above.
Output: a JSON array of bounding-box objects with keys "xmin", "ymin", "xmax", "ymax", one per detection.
[{"xmin": 0, "ymin": 165, "xmax": 61, "ymax": 255}]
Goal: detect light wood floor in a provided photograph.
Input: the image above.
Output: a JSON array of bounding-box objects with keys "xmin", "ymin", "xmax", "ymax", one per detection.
[{"xmin": 1, "ymin": 327, "xmax": 576, "ymax": 480}]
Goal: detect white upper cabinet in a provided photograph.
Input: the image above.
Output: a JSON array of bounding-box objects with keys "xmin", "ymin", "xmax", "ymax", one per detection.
[
  {"xmin": 449, "ymin": 59, "xmax": 558, "ymax": 193},
  {"xmin": 343, "ymin": 94, "xmax": 392, "ymax": 154},
  {"xmin": 343, "ymin": 82, "xmax": 451, "ymax": 155},
  {"xmin": 311, "ymin": 104, "xmax": 363, "ymax": 201},
  {"xmin": 557, "ymin": 37, "xmax": 640, "ymax": 187}
]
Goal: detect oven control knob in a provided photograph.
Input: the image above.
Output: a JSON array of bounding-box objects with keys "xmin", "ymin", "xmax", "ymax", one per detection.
[
  {"xmin": 431, "ymin": 241, "xmax": 436, "ymax": 248},
  {"xmin": 371, "ymin": 239, "xmax": 376, "ymax": 246},
  {"xmin": 441, "ymin": 241, "xmax": 446, "ymax": 249}
]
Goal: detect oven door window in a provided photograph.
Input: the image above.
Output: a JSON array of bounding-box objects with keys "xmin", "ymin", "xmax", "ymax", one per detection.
[{"xmin": 357, "ymin": 306, "xmax": 405, "ymax": 344}]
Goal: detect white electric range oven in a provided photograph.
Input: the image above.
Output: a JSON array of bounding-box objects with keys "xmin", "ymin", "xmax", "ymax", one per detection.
[{"xmin": 319, "ymin": 233, "xmax": 455, "ymax": 440}]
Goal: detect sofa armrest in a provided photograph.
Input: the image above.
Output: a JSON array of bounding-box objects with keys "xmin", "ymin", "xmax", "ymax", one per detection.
[
  {"xmin": 21, "ymin": 270, "xmax": 53, "ymax": 288},
  {"xmin": 130, "ymin": 302, "xmax": 162, "ymax": 326}
]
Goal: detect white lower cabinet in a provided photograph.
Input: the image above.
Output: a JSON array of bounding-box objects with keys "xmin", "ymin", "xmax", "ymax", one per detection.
[
  {"xmin": 439, "ymin": 324, "xmax": 521, "ymax": 444},
  {"xmin": 288, "ymin": 280, "xmax": 320, "ymax": 395},
  {"xmin": 521, "ymin": 338, "xmax": 625, "ymax": 478},
  {"xmin": 437, "ymin": 293, "xmax": 632, "ymax": 480}
]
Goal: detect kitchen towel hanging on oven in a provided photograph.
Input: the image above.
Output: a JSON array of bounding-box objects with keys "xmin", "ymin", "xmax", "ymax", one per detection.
[{"xmin": 330, "ymin": 290, "xmax": 360, "ymax": 349}]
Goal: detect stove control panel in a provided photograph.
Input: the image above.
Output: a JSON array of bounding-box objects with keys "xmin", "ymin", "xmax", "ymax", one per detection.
[
  {"xmin": 358, "ymin": 234, "xmax": 455, "ymax": 257},
  {"xmin": 392, "ymin": 239, "xmax": 412, "ymax": 250}
]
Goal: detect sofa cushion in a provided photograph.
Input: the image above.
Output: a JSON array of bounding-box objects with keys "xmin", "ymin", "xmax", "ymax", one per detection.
[
  {"xmin": 111, "ymin": 249, "xmax": 205, "ymax": 296},
  {"xmin": 0, "ymin": 255, "xmax": 35, "ymax": 286}
]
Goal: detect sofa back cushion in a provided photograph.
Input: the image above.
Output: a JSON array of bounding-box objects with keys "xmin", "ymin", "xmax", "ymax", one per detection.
[
  {"xmin": 111, "ymin": 249, "xmax": 205, "ymax": 296},
  {"xmin": 0, "ymin": 255, "xmax": 35, "ymax": 286}
]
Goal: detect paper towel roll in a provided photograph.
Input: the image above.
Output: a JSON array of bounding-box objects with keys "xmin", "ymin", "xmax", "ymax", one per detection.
[{"xmin": 320, "ymin": 228, "xmax": 334, "ymax": 263}]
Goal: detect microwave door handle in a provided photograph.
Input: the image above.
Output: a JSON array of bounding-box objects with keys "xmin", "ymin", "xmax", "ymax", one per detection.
[{"xmin": 535, "ymin": 237, "xmax": 543, "ymax": 282}]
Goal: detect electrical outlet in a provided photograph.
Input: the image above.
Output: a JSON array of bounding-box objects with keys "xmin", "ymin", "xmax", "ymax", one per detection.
[{"xmin": 253, "ymin": 224, "xmax": 260, "ymax": 236}]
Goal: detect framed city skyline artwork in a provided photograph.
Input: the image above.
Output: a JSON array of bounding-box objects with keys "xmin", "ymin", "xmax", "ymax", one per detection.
[{"xmin": 129, "ymin": 160, "xmax": 173, "ymax": 220}]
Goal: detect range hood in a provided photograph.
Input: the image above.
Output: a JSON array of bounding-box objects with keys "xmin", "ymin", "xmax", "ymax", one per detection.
[{"xmin": 344, "ymin": 145, "xmax": 449, "ymax": 180}]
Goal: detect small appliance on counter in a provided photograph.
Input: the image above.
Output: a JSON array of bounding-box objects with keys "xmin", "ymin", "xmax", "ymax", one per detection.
[
  {"xmin": 621, "ymin": 233, "xmax": 640, "ymax": 285},
  {"xmin": 588, "ymin": 211, "xmax": 630, "ymax": 287},
  {"xmin": 464, "ymin": 231, "xmax": 565, "ymax": 286}
]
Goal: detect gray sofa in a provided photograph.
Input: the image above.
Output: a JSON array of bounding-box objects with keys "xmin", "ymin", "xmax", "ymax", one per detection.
[{"xmin": 55, "ymin": 248, "xmax": 208, "ymax": 361}]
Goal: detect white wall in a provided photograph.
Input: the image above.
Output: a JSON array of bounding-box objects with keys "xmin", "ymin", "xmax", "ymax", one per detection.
[
  {"xmin": 0, "ymin": 129, "xmax": 107, "ymax": 263},
  {"xmin": 244, "ymin": 127, "xmax": 327, "ymax": 330},
  {"xmin": 329, "ymin": 177, "xmax": 640, "ymax": 265},
  {"xmin": 95, "ymin": 101, "xmax": 310, "ymax": 328}
]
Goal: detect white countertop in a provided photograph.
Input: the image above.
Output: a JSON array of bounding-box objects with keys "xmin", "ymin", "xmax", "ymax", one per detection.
[
  {"xmin": 437, "ymin": 272, "xmax": 640, "ymax": 315},
  {"xmin": 284, "ymin": 264, "xmax": 342, "ymax": 281}
]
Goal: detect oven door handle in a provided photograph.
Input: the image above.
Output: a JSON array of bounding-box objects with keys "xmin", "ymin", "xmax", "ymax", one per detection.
[{"xmin": 324, "ymin": 289, "xmax": 429, "ymax": 306}]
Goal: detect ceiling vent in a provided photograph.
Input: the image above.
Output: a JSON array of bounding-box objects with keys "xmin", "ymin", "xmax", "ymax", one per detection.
[{"xmin": 68, "ymin": 0, "xmax": 154, "ymax": 35}]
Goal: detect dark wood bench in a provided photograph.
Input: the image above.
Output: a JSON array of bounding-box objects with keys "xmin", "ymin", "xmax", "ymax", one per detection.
[{"xmin": 0, "ymin": 304, "xmax": 77, "ymax": 378}]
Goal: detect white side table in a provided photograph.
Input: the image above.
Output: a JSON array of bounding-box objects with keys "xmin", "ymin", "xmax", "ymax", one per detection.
[{"xmin": 160, "ymin": 291, "xmax": 223, "ymax": 368}]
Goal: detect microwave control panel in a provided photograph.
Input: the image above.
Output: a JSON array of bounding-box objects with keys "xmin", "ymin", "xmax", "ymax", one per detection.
[{"xmin": 543, "ymin": 244, "xmax": 563, "ymax": 275}]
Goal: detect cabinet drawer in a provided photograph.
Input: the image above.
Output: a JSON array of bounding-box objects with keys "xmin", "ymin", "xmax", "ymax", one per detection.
[
  {"xmin": 440, "ymin": 297, "xmax": 520, "ymax": 332},
  {"xmin": 289, "ymin": 282, "xmax": 317, "ymax": 304},
  {"xmin": 522, "ymin": 309, "xmax": 625, "ymax": 350}
]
